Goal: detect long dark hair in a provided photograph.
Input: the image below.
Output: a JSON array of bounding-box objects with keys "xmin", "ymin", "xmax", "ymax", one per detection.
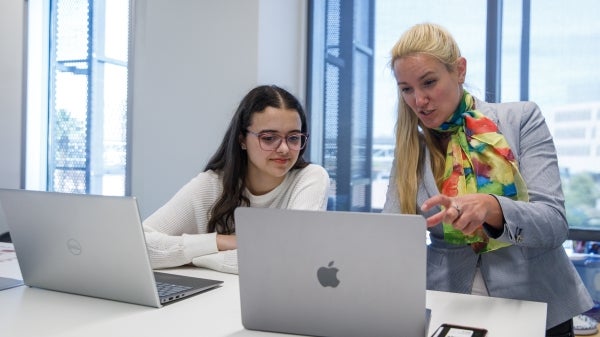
[{"xmin": 204, "ymin": 85, "xmax": 309, "ymax": 234}]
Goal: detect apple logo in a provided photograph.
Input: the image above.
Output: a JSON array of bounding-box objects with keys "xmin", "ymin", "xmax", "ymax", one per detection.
[{"xmin": 317, "ymin": 261, "xmax": 340, "ymax": 287}]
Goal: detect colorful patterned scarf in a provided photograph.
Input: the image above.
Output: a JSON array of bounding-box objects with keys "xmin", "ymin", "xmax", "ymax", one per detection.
[{"xmin": 434, "ymin": 91, "xmax": 528, "ymax": 253}]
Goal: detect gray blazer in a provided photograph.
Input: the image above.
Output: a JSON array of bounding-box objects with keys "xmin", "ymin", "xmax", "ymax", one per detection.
[{"xmin": 383, "ymin": 98, "xmax": 593, "ymax": 329}]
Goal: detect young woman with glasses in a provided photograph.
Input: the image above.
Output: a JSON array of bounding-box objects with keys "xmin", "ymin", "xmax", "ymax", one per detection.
[{"xmin": 143, "ymin": 85, "xmax": 330, "ymax": 274}]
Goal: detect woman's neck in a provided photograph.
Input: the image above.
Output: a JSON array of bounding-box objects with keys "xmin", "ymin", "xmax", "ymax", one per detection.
[
  {"xmin": 245, "ymin": 173, "xmax": 285, "ymax": 196},
  {"xmin": 431, "ymin": 130, "xmax": 451, "ymax": 153}
]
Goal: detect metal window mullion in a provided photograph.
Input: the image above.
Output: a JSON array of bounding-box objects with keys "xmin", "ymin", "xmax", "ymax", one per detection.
[
  {"xmin": 486, "ymin": 0, "xmax": 503, "ymax": 103},
  {"xmin": 365, "ymin": 0, "xmax": 375, "ymax": 211},
  {"xmin": 83, "ymin": 0, "xmax": 94, "ymax": 194},
  {"xmin": 335, "ymin": 0, "xmax": 354, "ymax": 211},
  {"xmin": 89, "ymin": 0, "xmax": 108, "ymax": 194},
  {"xmin": 47, "ymin": 0, "xmax": 59, "ymax": 191},
  {"xmin": 520, "ymin": 0, "xmax": 531, "ymax": 101},
  {"xmin": 306, "ymin": 0, "xmax": 325, "ymax": 165}
]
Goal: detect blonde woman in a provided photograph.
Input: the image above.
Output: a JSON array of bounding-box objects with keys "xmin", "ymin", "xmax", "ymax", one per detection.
[{"xmin": 383, "ymin": 23, "xmax": 592, "ymax": 336}]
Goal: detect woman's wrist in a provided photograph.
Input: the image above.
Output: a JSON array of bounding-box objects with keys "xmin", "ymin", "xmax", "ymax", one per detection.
[
  {"xmin": 216, "ymin": 234, "xmax": 237, "ymax": 251},
  {"xmin": 485, "ymin": 194, "xmax": 505, "ymax": 230}
]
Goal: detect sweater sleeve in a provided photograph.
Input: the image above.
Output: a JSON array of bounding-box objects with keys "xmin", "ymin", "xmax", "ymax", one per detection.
[
  {"xmin": 191, "ymin": 249, "xmax": 238, "ymax": 274},
  {"xmin": 142, "ymin": 171, "xmax": 220, "ymax": 269}
]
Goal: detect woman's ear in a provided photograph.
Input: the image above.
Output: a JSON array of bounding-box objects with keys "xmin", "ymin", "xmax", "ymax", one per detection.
[
  {"xmin": 456, "ymin": 57, "xmax": 467, "ymax": 84},
  {"xmin": 239, "ymin": 134, "xmax": 247, "ymax": 150}
]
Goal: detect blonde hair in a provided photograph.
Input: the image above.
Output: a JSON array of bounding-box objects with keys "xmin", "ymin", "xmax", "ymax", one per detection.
[{"xmin": 389, "ymin": 23, "xmax": 462, "ymax": 214}]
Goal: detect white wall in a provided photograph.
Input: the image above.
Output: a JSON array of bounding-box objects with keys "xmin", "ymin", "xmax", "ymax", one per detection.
[
  {"xmin": 128, "ymin": 0, "xmax": 307, "ymax": 218},
  {"xmin": 0, "ymin": 0, "xmax": 25, "ymax": 234},
  {"xmin": 0, "ymin": 1, "xmax": 25, "ymax": 190}
]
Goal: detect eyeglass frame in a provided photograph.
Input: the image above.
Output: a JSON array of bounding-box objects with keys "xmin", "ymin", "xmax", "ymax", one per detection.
[{"xmin": 245, "ymin": 129, "xmax": 309, "ymax": 151}]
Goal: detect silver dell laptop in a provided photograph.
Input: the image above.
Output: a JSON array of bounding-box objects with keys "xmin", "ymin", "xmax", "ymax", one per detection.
[
  {"xmin": 0, "ymin": 188, "xmax": 223, "ymax": 307},
  {"xmin": 235, "ymin": 207, "xmax": 429, "ymax": 337}
]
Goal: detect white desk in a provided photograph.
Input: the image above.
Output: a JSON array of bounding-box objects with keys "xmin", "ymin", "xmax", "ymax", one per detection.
[{"xmin": 0, "ymin": 246, "xmax": 547, "ymax": 337}]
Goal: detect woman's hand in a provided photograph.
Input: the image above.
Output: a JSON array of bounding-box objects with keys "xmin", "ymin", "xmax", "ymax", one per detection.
[
  {"xmin": 421, "ymin": 194, "xmax": 504, "ymax": 235},
  {"xmin": 216, "ymin": 234, "xmax": 237, "ymax": 251}
]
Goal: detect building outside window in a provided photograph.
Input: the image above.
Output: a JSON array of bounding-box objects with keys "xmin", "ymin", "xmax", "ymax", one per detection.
[{"xmin": 26, "ymin": 0, "xmax": 129, "ymax": 196}]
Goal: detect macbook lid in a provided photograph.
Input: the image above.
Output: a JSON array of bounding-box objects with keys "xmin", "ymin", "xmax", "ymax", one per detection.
[{"xmin": 235, "ymin": 208, "xmax": 427, "ymax": 337}]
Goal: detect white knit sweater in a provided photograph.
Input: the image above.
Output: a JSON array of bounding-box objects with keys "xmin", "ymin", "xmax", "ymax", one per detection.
[{"xmin": 143, "ymin": 164, "xmax": 330, "ymax": 273}]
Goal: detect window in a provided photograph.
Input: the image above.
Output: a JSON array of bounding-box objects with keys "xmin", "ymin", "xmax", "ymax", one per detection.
[
  {"xmin": 525, "ymin": 1, "xmax": 600, "ymax": 236},
  {"xmin": 26, "ymin": 0, "xmax": 129, "ymax": 195},
  {"xmin": 308, "ymin": 0, "xmax": 374, "ymax": 211},
  {"xmin": 308, "ymin": 0, "xmax": 600, "ymax": 237}
]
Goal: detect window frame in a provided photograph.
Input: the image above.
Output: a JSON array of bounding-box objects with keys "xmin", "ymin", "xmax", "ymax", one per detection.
[
  {"xmin": 307, "ymin": 0, "xmax": 375, "ymax": 212},
  {"xmin": 307, "ymin": 0, "xmax": 600, "ymax": 240},
  {"xmin": 25, "ymin": 0, "xmax": 129, "ymax": 195}
]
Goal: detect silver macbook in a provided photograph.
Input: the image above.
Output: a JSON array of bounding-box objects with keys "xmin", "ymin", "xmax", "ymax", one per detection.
[
  {"xmin": 235, "ymin": 208, "xmax": 428, "ymax": 337},
  {"xmin": 0, "ymin": 188, "xmax": 223, "ymax": 307}
]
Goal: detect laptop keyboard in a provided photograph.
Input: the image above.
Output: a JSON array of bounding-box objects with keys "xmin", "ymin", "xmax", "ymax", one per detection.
[{"xmin": 156, "ymin": 281, "xmax": 192, "ymax": 297}]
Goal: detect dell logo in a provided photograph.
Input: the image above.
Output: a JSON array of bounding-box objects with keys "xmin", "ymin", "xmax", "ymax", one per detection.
[{"xmin": 66, "ymin": 238, "xmax": 82, "ymax": 255}]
